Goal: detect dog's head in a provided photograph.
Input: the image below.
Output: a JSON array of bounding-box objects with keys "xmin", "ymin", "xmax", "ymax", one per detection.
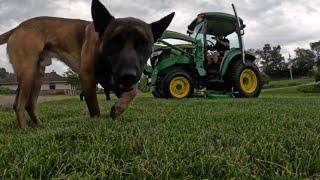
[{"xmin": 92, "ymin": 0, "xmax": 174, "ymax": 90}]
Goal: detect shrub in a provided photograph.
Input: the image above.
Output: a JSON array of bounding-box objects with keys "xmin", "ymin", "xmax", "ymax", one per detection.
[
  {"xmin": 287, "ymin": 82, "xmax": 300, "ymax": 87},
  {"xmin": 315, "ymin": 71, "xmax": 320, "ymax": 82},
  {"xmin": 297, "ymin": 83, "xmax": 320, "ymax": 93},
  {"xmin": 0, "ymin": 86, "xmax": 15, "ymax": 94},
  {"xmin": 262, "ymin": 73, "xmax": 270, "ymax": 85},
  {"xmin": 138, "ymin": 75, "xmax": 150, "ymax": 93}
]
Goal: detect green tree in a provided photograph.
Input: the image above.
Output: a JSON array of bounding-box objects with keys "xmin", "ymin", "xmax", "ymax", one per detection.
[
  {"xmin": 310, "ymin": 41, "xmax": 320, "ymax": 69},
  {"xmin": 292, "ymin": 48, "xmax": 315, "ymax": 76},
  {"xmin": 63, "ymin": 69, "xmax": 81, "ymax": 91},
  {"xmin": 256, "ymin": 44, "xmax": 287, "ymax": 77},
  {"xmin": 311, "ymin": 41, "xmax": 320, "ymax": 81},
  {"xmin": 0, "ymin": 67, "xmax": 8, "ymax": 79}
]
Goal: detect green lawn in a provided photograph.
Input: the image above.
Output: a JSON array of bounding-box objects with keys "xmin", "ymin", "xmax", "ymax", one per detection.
[{"xmin": 0, "ymin": 89, "xmax": 320, "ymax": 179}]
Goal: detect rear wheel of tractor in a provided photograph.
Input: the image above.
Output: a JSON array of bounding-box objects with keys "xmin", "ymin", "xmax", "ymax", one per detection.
[
  {"xmin": 227, "ymin": 60, "xmax": 262, "ymax": 98},
  {"xmin": 163, "ymin": 71, "xmax": 194, "ymax": 98}
]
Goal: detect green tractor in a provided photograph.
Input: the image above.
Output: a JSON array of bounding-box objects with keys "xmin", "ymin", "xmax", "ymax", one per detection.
[{"xmin": 144, "ymin": 5, "xmax": 262, "ymax": 99}]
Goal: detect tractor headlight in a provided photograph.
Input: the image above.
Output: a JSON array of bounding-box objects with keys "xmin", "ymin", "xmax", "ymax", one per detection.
[{"xmin": 150, "ymin": 50, "xmax": 163, "ymax": 59}]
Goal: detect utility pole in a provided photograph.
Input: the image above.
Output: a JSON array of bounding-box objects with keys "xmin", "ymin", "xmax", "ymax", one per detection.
[{"xmin": 288, "ymin": 54, "xmax": 293, "ymax": 80}]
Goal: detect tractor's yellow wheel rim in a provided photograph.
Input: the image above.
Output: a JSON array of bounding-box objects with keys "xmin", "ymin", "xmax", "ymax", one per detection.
[
  {"xmin": 240, "ymin": 69, "xmax": 258, "ymax": 94},
  {"xmin": 169, "ymin": 76, "xmax": 190, "ymax": 98}
]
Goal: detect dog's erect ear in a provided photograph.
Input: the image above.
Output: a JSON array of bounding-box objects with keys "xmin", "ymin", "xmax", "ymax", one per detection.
[
  {"xmin": 151, "ymin": 12, "xmax": 175, "ymax": 41},
  {"xmin": 91, "ymin": 0, "xmax": 114, "ymax": 37}
]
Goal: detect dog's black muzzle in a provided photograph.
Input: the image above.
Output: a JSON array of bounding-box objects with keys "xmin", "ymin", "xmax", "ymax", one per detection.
[
  {"xmin": 116, "ymin": 69, "xmax": 140, "ymax": 87},
  {"xmin": 120, "ymin": 74, "xmax": 139, "ymax": 86}
]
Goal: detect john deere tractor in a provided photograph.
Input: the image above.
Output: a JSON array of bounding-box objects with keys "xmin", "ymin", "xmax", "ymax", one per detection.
[{"xmin": 144, "ymin": 5, "xmax": 262, "ymax": 98}]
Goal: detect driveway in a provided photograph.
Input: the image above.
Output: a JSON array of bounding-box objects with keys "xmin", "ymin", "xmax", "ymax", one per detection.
[{"xmin": 0, "ymin": 95, "xmax": 73, "ymax": 106}]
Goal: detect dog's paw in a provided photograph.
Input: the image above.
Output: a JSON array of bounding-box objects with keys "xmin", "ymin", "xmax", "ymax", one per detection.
[
  {"xmin": 20, "ymin": 125, "xmax": 29, "ymax": 130},
  {"xmin": 31, "ymin": 117, "xmax": 42, "ymax": 125}
]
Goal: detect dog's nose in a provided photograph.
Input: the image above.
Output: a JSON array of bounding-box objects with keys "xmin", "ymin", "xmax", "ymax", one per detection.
[{"xmin": 121, "ymin": 72, "xmax": 138, "ymax": 86}]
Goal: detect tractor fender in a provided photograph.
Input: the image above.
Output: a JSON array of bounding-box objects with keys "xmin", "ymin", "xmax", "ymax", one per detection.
[
  {"xmin": 219, "ymin": 49, "xmax": 256, "ymax": 77},
  {"xmin": 150, "ymin": 55, "xmax": 194, "ymax": 85}
]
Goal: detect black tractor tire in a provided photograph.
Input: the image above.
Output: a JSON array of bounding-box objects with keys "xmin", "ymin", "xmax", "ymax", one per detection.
[
  {"xmin": 152, "ymin": 88, "xmax": 163, "ymax": 98},
  {"xmin": 152, "ymin": 79, "xmax": 166, "ymax": 98},
  {"xmin": 227, "ymin": 60, "xmax": 262, "ymax": 98},
  {"xmin": 163, "ymin": 71, "xmax": 195, "ymax": 98}
]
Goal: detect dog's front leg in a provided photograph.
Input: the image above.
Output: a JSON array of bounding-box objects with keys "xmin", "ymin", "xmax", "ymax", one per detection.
[
  {"xmin": 111, "ymin": 86, "xmax": 138, "ymax": 119},
  {"xmin": 80, "ymin": 24, "xmax": 101, "ymax": 118},
  {"xmin": 80, "ymin": 73, "xmax": 100, "ymax": 118}
]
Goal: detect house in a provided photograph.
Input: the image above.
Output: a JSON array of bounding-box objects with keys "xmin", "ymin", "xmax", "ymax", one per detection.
[{"xmin": 0, "ymin": 71, "xmax": 76, "ymax": 95}]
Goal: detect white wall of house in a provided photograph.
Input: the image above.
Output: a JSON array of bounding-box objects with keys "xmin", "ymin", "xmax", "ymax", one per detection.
[
  {"xmin": 55, "ymin": 83, "xmax": 72, "ymax": 90},
  {"xmin": 40, "ymin": 83, "xmax": 72, "ymax": 90},
  {"xmin": 40, "ymin": 84, "xmax": 50, "ymax": 90}
]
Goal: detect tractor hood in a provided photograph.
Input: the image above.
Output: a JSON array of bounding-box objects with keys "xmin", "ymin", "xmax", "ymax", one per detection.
[
  {"xmin": 153, "ymin": 44, "xmax": 196, "ymax": 52},
  {"xmin": 159, "ymin": 30, "xmax": 197, "ymax": 43},
  {"xmin": 153, "ymin": 30, "xmax": 197, "ymax": 52},
  {"xmin": 188, "ymin": 12, "xmax": 245, "ymax": 37}
]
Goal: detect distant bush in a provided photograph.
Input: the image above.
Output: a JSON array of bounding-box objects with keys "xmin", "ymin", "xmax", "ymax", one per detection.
[
  {"xmin": 0, "ymin": 86, "xmax": 15, "ymax": 94},
  {"xmin": 315, "ymin": 71, "xmax": 320, "ymax": 82},
  {"xmin": 287, "ymin": 82, "xmax": 300, "ymax": 87},
  {"xmin": 96, "ymin": 88, "xmax": 105, "ymax": 94},
  {"xmin": 297, "ymin": 83, "xmax": 320, "ymax": 93},
  {"xmin": 263, "ymin": 78, "xmax": 314, "ymax": 89},
  {"xmin": 261, "ymin": 73, "xmax": 270, "ymax": 85},
  {"xmin": 138, "ymin": 75, "xmax": 150, "ymax": 93}
]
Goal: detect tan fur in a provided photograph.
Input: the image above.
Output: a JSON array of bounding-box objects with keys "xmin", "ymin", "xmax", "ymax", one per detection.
[
  {"xmin": 111, "ymin": 87, "xmax": 138, "ymax": 119},
  {"xmin": 0, "ymin": 29, "xmax": 14, "ymax": 45},
  {"xmin": 0, "ymin": 17, "xmax": 103, "ymax": 128}
]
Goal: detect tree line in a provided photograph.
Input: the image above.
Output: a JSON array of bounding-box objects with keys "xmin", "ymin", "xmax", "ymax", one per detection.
[
  {"xmin": 254, "ymin": 40, "xmax": 320, "ymax": 79},
  {"xmin": 0, "ymin": 67, "xmax": 9, "ymax": 79}
]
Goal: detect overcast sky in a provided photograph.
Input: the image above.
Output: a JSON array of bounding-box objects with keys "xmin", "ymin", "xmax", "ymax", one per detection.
[{"xmin": 1, "ymin": 0, "xmax": 320, "ymax": 74}]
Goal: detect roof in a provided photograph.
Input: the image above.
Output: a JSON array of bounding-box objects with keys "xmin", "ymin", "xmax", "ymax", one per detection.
[
  {"xmin": 0, "ymin": 71, "xmax": 67, "ymax": 85},
  {"xmin": 188, "ymin": 12, "xmax": 245, "ymax": 36}
]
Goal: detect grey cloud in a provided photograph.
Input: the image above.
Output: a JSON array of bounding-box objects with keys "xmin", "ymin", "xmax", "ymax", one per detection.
[
  {"xmin": 0, "ymin": 0, "xmax": 58, "ymax": 27},
  {"xmin": 0, "ymin": 0, "xmax": 320, "ymax": 74}
]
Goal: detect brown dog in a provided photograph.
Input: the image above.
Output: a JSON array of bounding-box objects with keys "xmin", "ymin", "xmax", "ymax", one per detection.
[{"xmin": 0, "ymin": 0, "xmax": 174, "ymax": 128}]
